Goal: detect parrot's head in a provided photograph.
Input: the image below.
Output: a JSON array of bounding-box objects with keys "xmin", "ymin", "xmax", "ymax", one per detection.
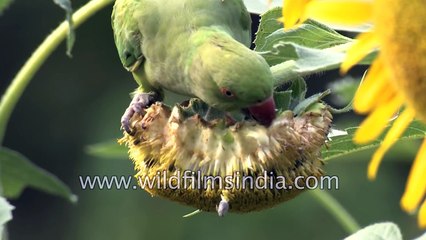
[{"xmin": 191, "ymin": 33, "xmax": 276, "ymax": 126}]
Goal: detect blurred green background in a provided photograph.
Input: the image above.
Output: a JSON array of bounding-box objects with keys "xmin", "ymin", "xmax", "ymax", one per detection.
[{"xmin": 0, "ymin": 1, "xmax": 422, "ymax": 239}]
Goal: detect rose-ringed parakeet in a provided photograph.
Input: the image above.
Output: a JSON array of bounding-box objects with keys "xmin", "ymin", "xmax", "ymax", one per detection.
[{"xmin": 112, "ymin": 0, "xmax": 276, "ymax": 134}]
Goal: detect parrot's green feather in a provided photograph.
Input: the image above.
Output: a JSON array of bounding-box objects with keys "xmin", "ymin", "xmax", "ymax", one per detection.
[
  {"xmin": 112, "ymin": 0, "xmax": 274, "ymax": 112},
  {"xmin": 112, "ymin": 0, "xmax": 143, "ymax": 70}
]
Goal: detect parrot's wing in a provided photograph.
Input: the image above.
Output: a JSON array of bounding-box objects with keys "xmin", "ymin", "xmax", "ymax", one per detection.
[{"xmin": 112, "ymin": 0, "xmax": 144, "ymax": 72}]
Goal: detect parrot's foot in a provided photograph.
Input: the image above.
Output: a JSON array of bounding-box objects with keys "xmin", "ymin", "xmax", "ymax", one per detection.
[
  {"xmin": 121, "ymin": 92, "xmax": 159, "ymax": 134},
  {"xmin": 216, "ymin": 195, "xmax": 229, "ymax": 217}
]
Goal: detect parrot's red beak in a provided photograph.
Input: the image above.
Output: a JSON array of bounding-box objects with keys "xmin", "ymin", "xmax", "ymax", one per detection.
[{"xmin": 248, "ymin": 96, "xmax": 276, "ymax": 127}]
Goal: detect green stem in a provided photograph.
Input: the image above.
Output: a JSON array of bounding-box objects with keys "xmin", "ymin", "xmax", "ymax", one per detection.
[
  {"xmin": 0, "ymin": 0, "xmax": 114, "ymax": 145},
  {"xmin": 270, "ymin": 60, "xmax": 298, "ymax": 86},
  {"xmin": 329, "ymin": 101, "xmax": 353, "ymax": 114},
  {"xmin": 310, "ymin": 189, "xmax": 361, "ymax": 234}
]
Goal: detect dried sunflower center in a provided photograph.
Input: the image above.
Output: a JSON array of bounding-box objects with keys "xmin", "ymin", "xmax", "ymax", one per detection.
[{"xmin": 120, "ymin": 101, "xmax": 332, "ymax": 213}]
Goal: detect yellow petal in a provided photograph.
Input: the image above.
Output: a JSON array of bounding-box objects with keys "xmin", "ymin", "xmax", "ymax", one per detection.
[
  {"xmin": 282, "ymin": 0, "xmax": 311, "ymax": 29},
  {"xmin": 367, "ymin": 107, "xmax": 416, "ymax": 180},
  {"xmin": 418, "ymin": 199, "xmax": 426, "ymax": 228},
  {"xmin": 341, "ymin": 31, "xmax": 379, "ymax": 74},
  {"xmin": 354, "ymin": 94, "xmax": 404, "ymax": 144},
  {"xmin": 304, "ymin": 0, "xmax": 373, "ymax": 25},
  {"xmin": 353, "ymin": 57, "xmax": 390, "ymax": 114},
  {"xmin": 401, "ymin": 139, "xmax": 426, "ymax": 213}
]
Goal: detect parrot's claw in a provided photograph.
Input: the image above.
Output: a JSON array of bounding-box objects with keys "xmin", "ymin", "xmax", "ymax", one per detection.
[
  {"xmin": 216, "ymin": 195, "xmax": 229, "ymax": 217},
  {"xmin": 121, "ymin": 92, "xmax": 159, "ymax": 135}
]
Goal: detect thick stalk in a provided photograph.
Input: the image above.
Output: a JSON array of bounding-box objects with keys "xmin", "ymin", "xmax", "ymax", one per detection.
[{"xmin": 310, "ymin": 189, "xmax": 361, "ymax": 234}]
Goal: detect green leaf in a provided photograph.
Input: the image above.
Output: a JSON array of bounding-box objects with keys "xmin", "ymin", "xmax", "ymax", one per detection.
[
  {"xmin": 266, "ymin": 42, "xmax": 349, "ymax": 86},
  {"xmin": 53, "ymin": 0, "xmax": 75, "ymax": 57},
  {"xmin": 0, "ymin": 147, "xmax": 77, "ymax": 202},
  {"xmin": 255, "ymin": 10, "xmax": 351, "ymax": 54},
  {"xmin": 289, "ymin": 77, "xmax": 307, "ymax": 102},
  {"xmin": 274, "ymin": 76, "xmax": 307, "ymax": 111},
  {"xmin": 0, "ymin": 0, "xmax": 13, "ymax": 14},
  {"xmin": 245, "ymin": 2, "xmax": 371, "ymax": 32},
  {"xmin": 328, "ymin": 76, "xmax": 359, "ymax": 106},
  {"xmin": 86, "ymin": 140, "xmax": 128, "ymax": 160},
  {"xmin": 269, "ymin": 42, "xmax": 377, "ymax": 87},
  {"xmin": 263, "ymin": 42, "xmax": 348, "ymax": 73},
  {"xmin": 180, "ymin": 98, "xmax": 211, "ymax": 118},
  {"xmin": 254, "ymin": 7, "xmax": 284, "ymax": 48},
  {"xmin": 414, "ymin": 233, "xmax": 426, "ymax": 240},
  {"xmin": 344, "ymin": 222, "xmax": 402, "ymax": 240},
  {"xmin": 322, "ymin": 120, "xmax": 426, "ymax": 161},
  {"xmin": 0, "ymin": 197, "xmax": 14, "ymax": 237},
  {"xmin": 177, "ymin": 98, "xmax": 239, "ymax": 121},
  {"xmin": 273, "ymin": 90, "xmax": 292, "ymax": 112},
  {"xmin": 256, "ymin": 8, "xmax": 377, "ymax": 87},
  {"xmin": 293, "ymin": 90, "xmax": 330, "ymax": 115}
]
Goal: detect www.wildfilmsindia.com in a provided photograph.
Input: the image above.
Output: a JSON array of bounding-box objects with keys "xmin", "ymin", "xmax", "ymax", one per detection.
[{"xmin": 78, "ymin": 171, "xmax": 339, "ymax": 191}]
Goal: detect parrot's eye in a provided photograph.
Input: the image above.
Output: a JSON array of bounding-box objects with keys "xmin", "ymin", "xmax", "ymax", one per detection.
[{"xmin": 220, "ymin": 87, "xmax": 235, "ymax": 98}]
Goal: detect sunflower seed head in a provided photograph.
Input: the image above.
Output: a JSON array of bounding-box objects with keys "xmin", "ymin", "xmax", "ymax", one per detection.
[{"xmin": 120, "ymin": 101, "xmax": 332, "ymax": 213}]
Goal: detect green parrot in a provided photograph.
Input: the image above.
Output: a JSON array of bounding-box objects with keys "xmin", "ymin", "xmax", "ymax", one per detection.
[{"xmin": 112, "ymin": 0, "xmax": 276, "ymax": 133}]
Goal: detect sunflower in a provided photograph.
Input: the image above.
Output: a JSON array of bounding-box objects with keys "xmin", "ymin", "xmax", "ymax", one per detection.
[
  {"xmin": 120, "ymin": 101, "xmax": 332, "ymax": 214},
  {"xmin": 281, "ymin": 0, "xmax": 426, "ymax": 228}
]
